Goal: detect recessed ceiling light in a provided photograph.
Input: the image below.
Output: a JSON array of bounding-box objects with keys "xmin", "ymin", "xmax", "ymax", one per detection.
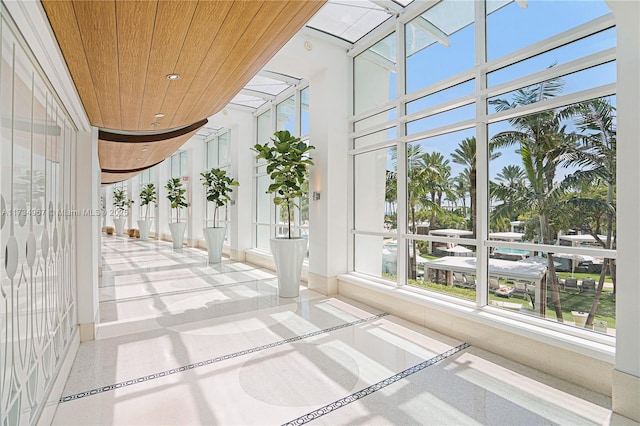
[
  {"xmin": 166, "ymin": 73, "xmax": 180, "ymax": 80},
  {"xmin": 151, "ymin": 122, "xmax": 160, "ymax": 126},
  {"xmin": 154, "ymin": 113, "xmax": 165, "ymax": 118},
  {"xmin": 141, "ymin": 148, "xmax": 148, "ymax": 152},
  {"xmin": 136, "ymin": 158, "xmax": 141, "ymax": 161}
]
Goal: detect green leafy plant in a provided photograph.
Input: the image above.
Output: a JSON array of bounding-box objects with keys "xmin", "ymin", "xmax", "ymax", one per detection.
[
  {"xmin": 165, "ymin": 178, "xmax": 189, "ymax": 222},
  {"xmin": 112, "ymin": 188, "xmax": 134, "ymax": 218},
  {"xmin": 252, "ymin": 130, "xmax": 314, "ymax": 239},
  {"xmin": 139, "ymin": 183, "xmax": 157, "ymax": 220},
  {"xmin": 200, "ymin": 168, "xmax": 239, "ymax": 227}
]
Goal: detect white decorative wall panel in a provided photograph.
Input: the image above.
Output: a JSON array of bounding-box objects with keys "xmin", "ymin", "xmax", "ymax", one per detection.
[{"xmin": 1, "ymin": 9, "xmax": 77, "ymax": 425}]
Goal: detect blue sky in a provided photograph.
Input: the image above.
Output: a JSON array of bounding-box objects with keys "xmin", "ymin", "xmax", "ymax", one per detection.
[{"xmin": 381, "ymin": 0, "xmax": 615, "ymax": 185}]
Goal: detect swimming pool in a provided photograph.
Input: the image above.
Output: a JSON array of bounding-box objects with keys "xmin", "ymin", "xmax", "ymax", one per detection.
[{"xmin": 494, "ymin": 247, "xmax": 530, "ymax": 255}]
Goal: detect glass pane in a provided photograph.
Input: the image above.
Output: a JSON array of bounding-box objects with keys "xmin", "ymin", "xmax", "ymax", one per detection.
[
  {"xmin": 489, "ymin": 96, "xmax": 616, "ymax": 246},
  {"xmin": 354, "ymin": 234, "xmax": 397, "ymax": 282},
  {"xmin": 256, "ymin": 225, "xmax": 271, "ymax": 251},
  {"xmin": 257, "ymin": 110, "xmax": 272, "ymax": 148},
  {"xmin": 354, "ymin": 127, "xmax": 397, "ymax": 149},
  {"xmin": 256, "ymin": 174, "xmax": 271, "ymax": 224},
  {"xmin": 486, "ymin": 0, "xmax": 611, "ymax": 61},
  {"xmin": 354, "ymin": 147, "xmax": 396, "ymax": 233},
  {"xmin": 488, "ymin": 62, "xmax": 616, "ymax": 114},
  {"xmin": 354, "ymin": 32, "xmax": 396, "ymax": 115},
  {"xmin": 407, "ymin": 80, "xmax": 474, "ymax": 115},
  {"xmin": 488, "ymin": 28, "xmax": 616, "ymax": 87},
  {"xmin": 171, "ymin": 154, "xmax": 180, "ymax": 178},
  {"xmin": 301, "ymin": 87, "xmax": 310, "ymax": 137},
  {"xmin": 207, "ymin": 140, "xmax": 217, "ymax": 168},
  {"xmin": 180, "ymin": 151, "xmax": 187, "ymax": 176},
  {"xmin": 406, "ymin": 103, "xmax": 475, "ymax": 135},
  {"xmin": 407, "ymin": 128, "xmax": 477, "ymax": 236},
  {"xmin": 406, "ymin": 0, "xmax": 475, "ymax": 94},
  {"xmin": 218, "ymin": 132, "xmax": 229, "ymax": 165},
  {"xmin": 276, "ymin": 96, "xmax": 295, "ymax": 133},
  {"xmin": 488, "ymin": 247, "xmax": 615, "ymax": 335},
  {"xmin": 354, "ymin": 108, "xmax": 396, "ymax": 132},
  {"xmin": 412, "ymin": 245, "xmax": 477, "ymax": 302}
]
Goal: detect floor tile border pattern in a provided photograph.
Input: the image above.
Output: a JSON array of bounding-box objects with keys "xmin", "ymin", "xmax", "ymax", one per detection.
[
  {"xmin": 282, "ymin": 342, "xmax": 471, "ymax": 426},
  {"xmin": 59, "ymin": 312, "xmax": 390, "ymax": 403}
]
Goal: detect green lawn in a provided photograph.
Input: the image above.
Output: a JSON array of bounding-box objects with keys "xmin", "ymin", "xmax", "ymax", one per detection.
[{"xmin": 407, "ymin": 279, "xmax": 616, "ymax": 329}]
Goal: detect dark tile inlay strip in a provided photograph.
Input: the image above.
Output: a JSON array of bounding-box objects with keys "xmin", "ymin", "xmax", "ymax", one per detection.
[
  {"xmin": 282, "ymin": 342, "xmax": 471, "ymax": 426},
  {"xmin": 59, "ymin": 312, "xmax": 390, "ymax": 403}
]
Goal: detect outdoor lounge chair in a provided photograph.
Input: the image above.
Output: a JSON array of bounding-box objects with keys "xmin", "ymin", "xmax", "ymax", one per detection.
[
  {"xmin": 452, "ymin": 273, "xmax": 467, "ymax": 288},
  {"xmin": 461, "ymin": 274, "xmax": 477, "ymax": 289},
  {"xmin": 563, "ymin": 276, "xmax": 580, "ymax": 292},
  {"xmin": 512, "ymin": 281, "xmax": 528, "ymax": 299},
  {"xmin": 489, "ymin": 278, "xmax": 501, "ymax": 293},
  {"xmin": 581, "ymin": 277, "xmax": 596, "ymax": 292}
]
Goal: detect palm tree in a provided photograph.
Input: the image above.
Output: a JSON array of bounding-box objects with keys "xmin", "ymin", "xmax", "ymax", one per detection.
[
  {"xmin": 489, "ymin": 77, "xmax": 572, "ymax": 321},
  {"xmin": 560, "ymin": 98, "xmax": 616, "ymax": 326},
  {"xmin": 496, "ymin": 165, "xmax": 526, "ymax": 187},
  {"xmin": 451, "ymin": 137, "xmax": 501, "ymax": 236}
]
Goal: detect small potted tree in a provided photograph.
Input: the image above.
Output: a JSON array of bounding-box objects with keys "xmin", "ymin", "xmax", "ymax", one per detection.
[
  {"xmin": 201, "ymin": 168, "xmax": 239, "ymax": 263},
  {"xmin": 112, "ymin": 188, "xmax": 134, "ymax": 236},
  {"xmin": 252, "ymin": 130, "xmax": 314, "ymax": 297},
  {"xmin": 165, "ymin": 178, "xmax": 189, "ymax": 248},
  {"xmin": 138, "ymin": 183, "xmax": 156, "ymax": 241}
]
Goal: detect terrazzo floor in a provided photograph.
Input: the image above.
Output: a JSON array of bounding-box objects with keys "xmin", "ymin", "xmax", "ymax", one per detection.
[{"xmin": 51, "ymin": 236, "xmax": 635, "ymax": 425}]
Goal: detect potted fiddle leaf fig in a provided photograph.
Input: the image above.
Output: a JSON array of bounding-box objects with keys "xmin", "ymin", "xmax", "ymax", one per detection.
[
  {"xmin": 252, "ymin": 130, "xmax": 314, "ymax": 297},
  {"xmin": 200, "ymin": 168, "xmax": 239, "ymax": 263},
  {"xmin": 165, "ymin": 177, "xmax": 189, "ymax": 248},
  {"xmin": 138, "ymin": 183, "xmax": 156, "ymax": 241},
  {"xmin": 112, "ymin": 188, "xmax": 134, "ymax": 236}
]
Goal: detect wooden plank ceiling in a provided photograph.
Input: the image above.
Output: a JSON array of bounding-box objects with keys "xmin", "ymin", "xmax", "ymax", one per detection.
[{"xmin": 41, "ymin": 0, "xmax": 325, "ymax": 184}]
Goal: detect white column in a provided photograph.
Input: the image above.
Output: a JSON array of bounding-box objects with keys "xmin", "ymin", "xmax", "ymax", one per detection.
[
  {"xmin": 306, "ymin": 41, "xmax": 351, "ymax": 294},
  {"xmin": 75, "ymin": 127, "xmax": 100, "ymax": 341},
  {"xmin": 226, "ymin": 111, "xmax": 255, "ymax": 260},
  {"xmin": 607, "ymin": 0, "xmax": 640, "ymax": 422},
  {"xmin": 157, "ymin": 159, "xmax": 171, "ymax": 240}
]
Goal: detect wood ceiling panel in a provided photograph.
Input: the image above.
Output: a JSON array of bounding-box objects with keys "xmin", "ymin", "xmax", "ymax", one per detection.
[
  {"xmin": 101, "ymin": 171, "xmax": 144, "ymax": 185},
  {"xmin": 153, "ymin": 1, "xmax": 233, "ymax": 130},
  {"xmin": 71, "ymin": 1, "xmax": 121, "ymax": 128},
  {"xmin": 116, "ymin": 0, "xmax": 158, "ymax": 130},
  {"xmin": 169, "ymin": 0, "xmax": 264, "ymax": 127},
  {"xmin": 42, "ymin": 0, "xmax": 327, "ymax": 184},
  {"xmin": 41, "ymin": 0, "xmax": 104, "ymax": 126},
  {"xmin": 98, "ymin": 124, "xmax": 202, "ymax": 171},
  {"xmin": 194, "ymin": 1, "xmax": 324, "ymax": 121},
  {"xmin": 136, "ymin": 0, "xmax": 198, "ymax": 132}
]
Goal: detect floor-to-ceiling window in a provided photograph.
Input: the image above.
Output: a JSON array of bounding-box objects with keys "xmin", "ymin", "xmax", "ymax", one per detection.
[
  {"xmin": 204, "ymin": 130, "xmax": 231, "ymax": 244},
  {"xmin": 168, "ymin": 151, "xmax": 189, "ymax": 229},
  {"xmin": 253, "ymin": 86, "xmax": 310, "ymax": 255},
  {"xmin": 0, "ymin": 5, "xmax": 78, "ymax": 423},
  {"xmin": 350, "ymin": 0, "xmax": 616, "ymax": 336}
]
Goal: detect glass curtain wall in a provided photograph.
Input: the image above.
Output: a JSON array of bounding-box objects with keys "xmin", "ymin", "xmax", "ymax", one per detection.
[
  {"xmin": 169, "ymin": 151, "xmax": 189, "ymax": 230},
  {"xmin": 351, "ymin": 0, "xmax": 616, "ymax": 335},
  {"xmin": 205, "ymin": 131, "xmax": 231, "ymax": 243},
  {"xmin": 138, "ymin": 167, "xmax": 156, "ymax": 223},
  {"xmin": 254, "ymin": 87, "xmax": 310, "ymax": 255}
]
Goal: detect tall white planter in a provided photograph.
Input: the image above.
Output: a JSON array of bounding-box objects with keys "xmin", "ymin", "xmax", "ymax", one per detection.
[
  {"xmin": 138, "ymin": 219, "xmax": 152, "ymax": 241},
  {"xmin": 169, "ymin": 222, "xmax": 186, "ymax": 249},
  {"xmin": 271, "ymin": 238, "xmax": 307, "ymax": 298},
  {"xmin": 203, "ymin": 227, "xmax": 226, "ymax": 263},
  {"xmin": 113, "ymin": 218, "xmax": 125, "ymax": 236}
]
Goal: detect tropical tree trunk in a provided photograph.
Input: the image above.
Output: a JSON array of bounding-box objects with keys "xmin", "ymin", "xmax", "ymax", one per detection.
[
  {"xmin": 547, "ymin": 254, "xmax": 564, "ymax": 322},
  {"xmin": 409, "ymin": 204, "xmax": 416, "ymax": 280}
]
